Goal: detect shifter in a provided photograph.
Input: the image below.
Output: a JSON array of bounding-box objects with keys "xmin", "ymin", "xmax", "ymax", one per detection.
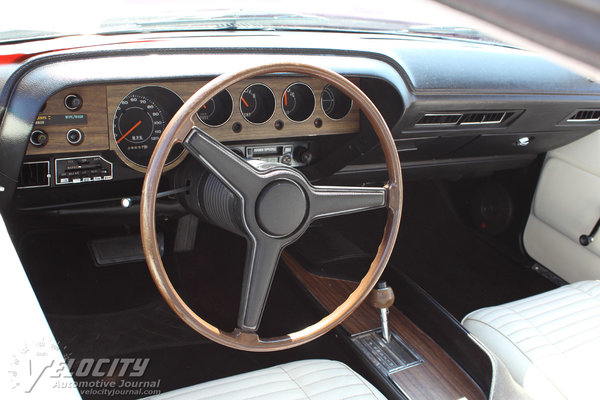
[
  {"xmin": 367, "ymin": 281, "xmax": 395, "ymax": 342},
  {"xmin": 353, "ymin": 281, "xmax": 423, "ymax": 377}
]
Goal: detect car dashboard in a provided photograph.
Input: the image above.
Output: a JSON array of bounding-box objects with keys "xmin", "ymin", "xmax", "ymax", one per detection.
[{"xmin": 1, "ymin": 31, "xmax": 599, "ymax": 213}]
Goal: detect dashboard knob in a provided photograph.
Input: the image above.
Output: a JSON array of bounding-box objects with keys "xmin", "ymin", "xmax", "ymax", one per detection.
[
  {"xmin": 281, "ymin": 154, "xmax": 292, "ymax": 165},
  {"xmin": 30, "ymin": 129, "xmax": 49, "ymax": 147},
  {"xmin": 66, "ymin": 129, "xmax": 83, "ymax": 145},
  {"xmin": 294, "ymin": 147, "xmax": 313, "ymax": 164},
  {"xmin": 64, "ymin": 94, "xmax": 83, "ymax": 111}
]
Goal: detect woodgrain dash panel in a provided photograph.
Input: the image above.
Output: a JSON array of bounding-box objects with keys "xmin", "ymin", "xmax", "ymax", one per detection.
[
  {"xmin": 283, "ymin": 253, "xmax": 486, "ymax": 400},
  {"xmin": 106, "ymin": 77, "xmax": 359, "ymax": 144},
  {"xmin": 26, "ymin": 86, "xmax": 109, "ymax": 155}
]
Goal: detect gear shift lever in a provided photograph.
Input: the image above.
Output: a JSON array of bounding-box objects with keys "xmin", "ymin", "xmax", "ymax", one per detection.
[{"xmin": 367, "ymin": 281, "xmax": 395, "ymax": 342}]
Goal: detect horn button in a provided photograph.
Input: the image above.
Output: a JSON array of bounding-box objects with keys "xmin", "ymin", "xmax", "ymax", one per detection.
[{"xmin": 255, "ymin": 180, "xmax": 307, "ymax": 237}]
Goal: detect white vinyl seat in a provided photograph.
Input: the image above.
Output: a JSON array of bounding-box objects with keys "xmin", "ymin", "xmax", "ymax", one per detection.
[
  {"xmin": 463, "ymin": 280, "xmax": 600, "ymax": 400},
  {"xmin": 145, "ymin": 359, "xmax": 386, "ymax": 400}
]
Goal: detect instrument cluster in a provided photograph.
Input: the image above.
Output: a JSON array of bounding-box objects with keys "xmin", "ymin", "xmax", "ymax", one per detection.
[
  {"xmin": 24, "ymin": 77, "xmax": 359, "ymax": 187},
  {"xmin": 112, "ymin": 81, "xmax": 353, "ymax": 168}
]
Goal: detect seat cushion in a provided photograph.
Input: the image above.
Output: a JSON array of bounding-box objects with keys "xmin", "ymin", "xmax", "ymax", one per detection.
[
  {"xmin": 463, "ymin": 280, "xmax": 600, "ymax": 400},
  {"xmin": 146, "ymin": 359, "xmax": 386, "ymax": 400}
]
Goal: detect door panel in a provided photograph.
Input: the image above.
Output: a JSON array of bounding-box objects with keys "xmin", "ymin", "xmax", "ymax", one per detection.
[{"xmin": 524, "ymin": 130, "xmax": 600, "ymax": 282}]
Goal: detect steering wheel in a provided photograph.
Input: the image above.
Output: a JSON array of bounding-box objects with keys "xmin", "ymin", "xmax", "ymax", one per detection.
[{"xmin": 141, "ymin": 63, "xmax": 402, "ymax": 352}]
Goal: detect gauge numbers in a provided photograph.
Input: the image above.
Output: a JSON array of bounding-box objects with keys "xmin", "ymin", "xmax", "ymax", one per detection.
[{"xmin": 113, "ymin": 86, "xmax": 185, "ymax": 168}]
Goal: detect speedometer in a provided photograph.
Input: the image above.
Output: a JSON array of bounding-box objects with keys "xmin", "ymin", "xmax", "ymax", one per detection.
[{"xmin": 113, "ymin": 86, "xmax": 185, "ymax": 168}]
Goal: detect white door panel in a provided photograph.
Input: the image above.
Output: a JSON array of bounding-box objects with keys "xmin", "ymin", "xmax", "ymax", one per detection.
[{"xmin": 524, "ymin": 130, "xmax": 600, "ymax": 282}]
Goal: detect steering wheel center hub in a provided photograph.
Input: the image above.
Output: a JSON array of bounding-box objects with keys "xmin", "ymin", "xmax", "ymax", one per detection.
[{"xmin": 255, "ymin": 180, "xmax": 307, "ymax": 237}]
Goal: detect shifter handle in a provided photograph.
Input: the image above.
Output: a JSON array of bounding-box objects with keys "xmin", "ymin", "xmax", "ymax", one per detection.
[
  {"xmin": 367, "ymin": 282, "xmax": 395, "ymax": 342},
  {"xmin": 367, "ymin": 281, "xmax": 395, "ymax": 309}
]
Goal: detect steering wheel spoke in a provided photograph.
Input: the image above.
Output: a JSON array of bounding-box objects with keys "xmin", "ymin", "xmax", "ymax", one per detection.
[
  {"xmin": 238, "ymin": 236, "xmax": 284, "ymax": 332},
  {"xmin": 308, "ymin": 185, "xmax": 388, "ymax": 221},
  {"xmin": 183, "ymin": 127, "xmax": 263, "ymax": 196}
]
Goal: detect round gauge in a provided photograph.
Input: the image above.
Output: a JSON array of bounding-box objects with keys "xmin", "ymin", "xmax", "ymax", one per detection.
[
  {"xmin": 240, "ymin": 84, "xmax": 275, "ymax": 124},
  {"xmin": 113, "ymin": 86, "xmax": 185, "ymax": 168},
  {"xmin": 197, "ymin": 90, "xmax": 233, "ymax": 127},
  {"xmin": 283, "ymin": 82, "xmax": 315, "ymax": 122},
  {"xmin": 321, "ymin": 84, "xmax": 353, "ymax": 120}
]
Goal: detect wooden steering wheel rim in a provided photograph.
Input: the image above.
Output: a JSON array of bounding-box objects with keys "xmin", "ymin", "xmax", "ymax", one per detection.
[{"xmin": 140, "ymin": 62, "xmax": 403, "ymax": 352}]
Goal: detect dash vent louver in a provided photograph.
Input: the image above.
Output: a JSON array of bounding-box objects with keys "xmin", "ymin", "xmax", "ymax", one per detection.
[
  {"xmin": 460, "ymin": 112, "xmax": 510, "ymax": 125},
  {"xmin": 18, "ymin": 161, "xmax": 50, "ymax": 189},
  {"xmin": 566, "ymin": 110, "xmax": 600, "ymax": 122},
  {"xmin": 415, "ymin": 114, "xmax": 462, "ymax": 126},
  {"xmin": 415, "ymin": 111, "xmax": 515, "ymax": 127}
]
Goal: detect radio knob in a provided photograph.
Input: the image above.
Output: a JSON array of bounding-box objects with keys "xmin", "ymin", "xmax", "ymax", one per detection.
[
  {"xmin": 294, "ymin": 147, "xmax": 313, "ymax": 164},
  {"xmin": 281, "ymin": 154, "xmax": 292, "ymax": 165}
]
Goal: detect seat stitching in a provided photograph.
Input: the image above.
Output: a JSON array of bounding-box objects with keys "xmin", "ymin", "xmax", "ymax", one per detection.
[
  {"xmin": 288, "ymin": 360, "xmax": 381, "ymax": 399},
  {"xmin": 329, "ymin": 360, "xmax": 382, "ymax": 399},
  {"xmin": 187, "ymin": 369, "xmax": 283, "ymax": 390},
  {"xmin": 571, "ymin": 283, "xmax": 600, "ymax": 303},
  {"xmin": 180, "ymin": 377, "xmax": 292, "ymax": 398},
  {"xmin": 496, "ymin": 305, "xmax": 600, "ymax": 338},
  {"xmin": 343, "ymin": 395, "xmax": 376, "ymax": 400},
  {"xmin": 284, "ymin": 360, "xmax": 327, "ymax": 373},
  {"xmin": 295, "ymin": 375, "xmax": 359, "ymax": 389},
  {"xmin": 479, "ymin": 290, "xmax": 585, "ymax": 321},
  {"xmin": 510, "ymin": 299, "xmax": 599, "ymax": 326},
  {"xmin": 292, "ymin": 367, "xmax": 350, "ymax": 380},
  {"xmin": 280, "ymin": 365, "xmax": 312, "ymax": 399},
  {"xmin": 309, "ymin": 383, "xmax": 367, "ymax": 397},
  {"xmin": 498, "ymin": 304, "xmax": 559, "ymax": 352},
  {"xmin": 556, "ymin": 334, "xmax": 600, "ymax": 353},
  {"xmin": 488, "ymin": 293, "xmax": 587, "ymax": 322},
  {"xmin": 243, "ymin": 388, "xmax": 305, "ymax": 400}
]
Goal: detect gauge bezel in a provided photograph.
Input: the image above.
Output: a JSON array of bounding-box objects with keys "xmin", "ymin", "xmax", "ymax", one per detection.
[
  {"xmin": 321, "ymin": 84, "xmax": 354, "ymax": 121},
  {"xmin": 239, "ymin": 83, "xmax": 276, "ymax": 125},
  {"xmin": 197, "ymin": 89, "xmax": 234, "ymax": 128},
  {"xmin": 112, "ymin": 85, "xmax": 187, "ymax": 171},
  {"xmin": 282, "ymin": 82, "xmax": 316, "ymax": 123}
]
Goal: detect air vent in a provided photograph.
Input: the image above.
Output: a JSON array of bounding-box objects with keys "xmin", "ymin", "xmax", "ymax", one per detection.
[
  {"xmin": 460, "ymin": 112, "xmax": 511, "ymax": 125},
  {"xmin": 415, "ymin": 111, "xmax": 518, "ymax": 128},
  {"xmin": 18, "ymin": 161, "xmax": 50, "ymax": 189},
  {"xmin": 415, "ymin": 114, "xmax": 462, "ymax": 126},
  {"xmin": 566, "ymin": 110, "xmax": 600, "ymax": 122}
]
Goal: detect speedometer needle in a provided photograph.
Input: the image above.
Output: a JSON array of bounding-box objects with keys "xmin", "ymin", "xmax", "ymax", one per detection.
[
  {"xmin": 117, "ymin": 120, "xmax": 142, "ymax": 143},
  {"xmin": 241, "ymin": 96, "xmax": 249, "ymax": 108}
]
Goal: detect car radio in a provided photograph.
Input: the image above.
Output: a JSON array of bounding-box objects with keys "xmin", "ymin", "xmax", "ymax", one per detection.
[{"xmin": 228, "ymin": 142, "xmax": 313, "ymax": 168}]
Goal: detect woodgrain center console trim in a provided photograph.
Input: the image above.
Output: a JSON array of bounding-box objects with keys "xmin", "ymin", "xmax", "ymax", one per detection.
[{"xmin": 284, "ymin": 253, "xmax": 486, "ymax": 400}]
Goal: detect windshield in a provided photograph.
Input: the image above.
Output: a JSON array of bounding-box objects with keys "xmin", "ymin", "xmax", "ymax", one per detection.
[{"xmin": 1, "ymin": 0, "xmax": 494, "ymax": 44}]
